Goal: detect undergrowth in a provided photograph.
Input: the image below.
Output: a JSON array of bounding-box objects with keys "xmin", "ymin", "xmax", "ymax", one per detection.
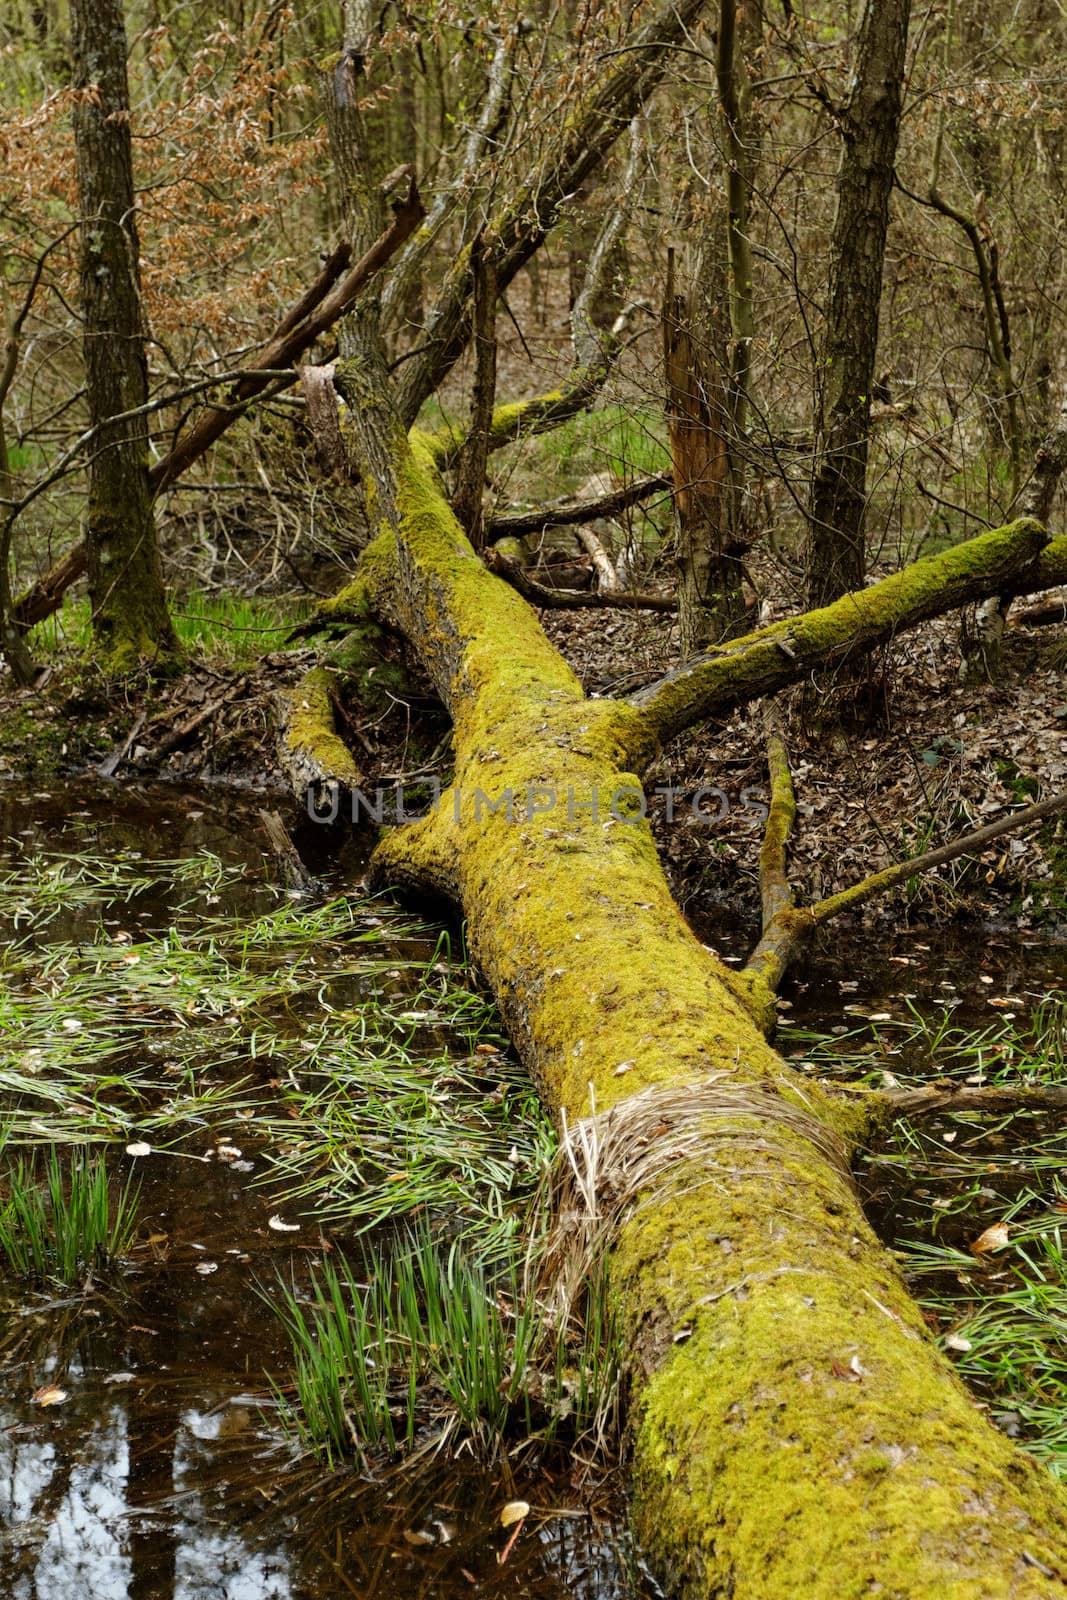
[
  {"xmin": 0, "ymin": 846, "xmax": 555, "ymax": 1257},
  {"xmin": 784, "ymin": 999, "xmax": 1067, "ymax": 1476},
  {"xmin": 32, "ymin": 589, "xmax": 311, "ymax": 667},
  {"xmin": 0, "ymin": 1135, "xmax": 139, "ymax": 1283},
  {"xmin": 271, "ymin": 1226, "xmax": 622, "ymax": 1469}
]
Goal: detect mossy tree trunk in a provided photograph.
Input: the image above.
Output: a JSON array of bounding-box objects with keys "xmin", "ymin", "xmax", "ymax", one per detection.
[
  {"xmin": 70, "ymin": 0, "xmax": 177, "ymax": 671},
  {"xmin": 305, "ymin": 5, "xmax": 1067, "ymax": 1586},
  {"xmin": 322, "ymin": 351, "xmax": 1067, "ymax": 1591}
]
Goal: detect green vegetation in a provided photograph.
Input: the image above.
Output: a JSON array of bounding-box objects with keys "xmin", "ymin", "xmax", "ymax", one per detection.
[
  {"xmin": 272, "ymin": 1227, "xmax": 621, "ymax": 1468},
  {"xmin": 783, "ymin": 1000, "xmax": 1067, "ymax": 1473},
  {"xmin": 493, "ymin": 401, "xmax": 670, "ymax": 513},
  {"xmin": 0, "ymin": 846, "xmax": 555, "ymax": 1254},
  {"xmin": 32, "ymin": 589, "xmax": 311, "ymax": 667},
  {"xmin": 0, "ymin": 1138, "xmax": 138, "ymax": 1282},
  {"xmin": 907, "ymin": 1226, "xmax": 1067, "ymax": 1476}
]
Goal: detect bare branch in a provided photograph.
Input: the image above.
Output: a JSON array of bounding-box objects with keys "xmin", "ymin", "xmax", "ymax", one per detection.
[
  {"xmin": 382, "ymin": 37, "xmax": 512, "ymax": 330},
  {"xmin": 451, "ymin": 233, "xmax": 498, "ymax": 548},
  {"xmin": 394, "ymin": 0, "xmax": 706, "ymax": 426},
  {"xmin": 10, "ymin": 180, "xmax": 422, "ymax": 633},
  {"xmin": 486, "ymin": 548, "xmax": 676, "ymax": 611},
  {"xmin": 884, "ymin": 1082, "xmax": 1067, "ymax": 1118},
  {"xmin": 575, "ymin": 523, "xmax": 620, "ymax": 592},
  {"xmin": 485, "ymin": 473, "xmax": 670, "ymax": 541},
  {"xmin": 741, "ymin": 784, "xmax": 1067, "ymax": 1015}
]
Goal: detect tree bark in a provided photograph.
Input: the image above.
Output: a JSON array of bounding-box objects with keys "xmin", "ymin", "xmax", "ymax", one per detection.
[
  {"xmin": 806, "ymin": 0, "xmax": 912, "ymax": 607},
  {"xmin": 312, "ymin": 363, "xmax": 1067, "ymax": 1591},
  {"xmin": 70, "ymin": 0, "xmax": 177, "ymax": 670},
  {"xmin": 451, "ymin": 234, "xmax": 497, "ymax": 550},
  {"xmin": 664, "ymin": 245, "xmax": 746, "ymax": 652},
  {"xmin": 8, "ymin": 191, "xmax": 421, "ymax": 639}
]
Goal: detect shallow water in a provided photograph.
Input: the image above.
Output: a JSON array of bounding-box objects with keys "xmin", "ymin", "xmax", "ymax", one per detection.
[
  {"xmin": 1, "ymin": 779, "xmax": 1063, "ymax": 1596},
  {"xmin": 0, "ymin": 782, "xmax": 655, "ymax": 1599}
]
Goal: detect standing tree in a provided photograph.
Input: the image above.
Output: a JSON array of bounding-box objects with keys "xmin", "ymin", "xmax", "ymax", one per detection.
[
  {"xmin": 664, "ymin": 238, "xmax": 745, "ymax": 651},
  {"xmin": 806, "ymin": 0, "xmax": 912, "ymax": 606},
  {"xmin": 70, "ymin": 0, "xmax": 177, "ymax": 670}
]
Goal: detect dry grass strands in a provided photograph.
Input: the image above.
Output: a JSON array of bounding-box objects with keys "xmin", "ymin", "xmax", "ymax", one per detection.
[{"xmin": 530, "ymin": 1077, "xmax": 851, "ymax": 1320}]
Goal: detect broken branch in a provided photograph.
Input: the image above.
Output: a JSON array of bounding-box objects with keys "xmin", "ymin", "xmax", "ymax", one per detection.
[{"xmin": 486, "ymin": 549, "xmax": 676, "ymax": 611}]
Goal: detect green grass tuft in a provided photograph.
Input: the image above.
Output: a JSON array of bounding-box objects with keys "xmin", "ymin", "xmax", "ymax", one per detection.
[
  {"xmin": 32, "ymin": 589, "xmax": 311, "ymax": 667},
  {"xmin": 271, "ymin": 1227, "xmax": 622, "ymax": 1469},
  {"xmin": 0, "ymin": 1138, "xmax": 139, "ymax": 1283}
]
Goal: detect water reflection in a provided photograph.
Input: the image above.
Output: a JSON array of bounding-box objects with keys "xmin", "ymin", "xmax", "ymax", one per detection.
[{"xmin": 0, "ymin": 780, "xmax": 652, "ymax": 1600}]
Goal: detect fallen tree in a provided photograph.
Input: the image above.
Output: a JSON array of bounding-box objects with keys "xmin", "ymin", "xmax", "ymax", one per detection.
[
  {"xmin": 21, "ymin": 0, "xmax": 1067, "ymax": 1583},
  {"xmin": 272, "ymin": 15, "xmax": 1067, "ymax": 1580},
  {"xmin": 295, "ymin": 368, "xmax": 1067, "ymax": 1592}
]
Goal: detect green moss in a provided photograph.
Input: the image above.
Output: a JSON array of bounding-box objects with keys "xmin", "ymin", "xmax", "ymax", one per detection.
[
  {"xmin": 0, "ymin": 701, "xmax": 78, "ymax": 774},
  {"xmin": 0, "ymin": 665, "xmax": 170, "ymax": 776},
  {"xmin": 627, "ymin": 519, "xmax": 1050, "ymax": 762},
  {"xmin": 283, "ymin": 666, "xmax": 361, "ymax": 790},
  {"xmin": 371, "ymin": 436, "xmax": 865, "ymax": 1138},
  {"xmin": 312, "ymin": 532, "xmax": 398, "ymax": 628},
  {"xmin": 355, "ymin": 426, "xmax": 1067, "ymax": 1595},
  {"xmin": 617, "ymin": 1148, "xmax": 1067, "ymax": 1597},
  {"xmin": 994, "ymin": 756, "xmax": 1041, "ymax": 803}
]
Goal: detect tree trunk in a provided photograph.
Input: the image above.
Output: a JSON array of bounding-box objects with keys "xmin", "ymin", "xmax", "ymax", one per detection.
[
  {"xmin": 319, "ymin": 358, "xmax": 1067, "ymax": 1591},
  {"xmin": 664, "ymin": 245, "xmax": 746, "ymax": 653},
  {"xmin": 806, "ymin": 0, "xmax": 912, "ymax": 607},
  {"xmin": 70, "ymin": 0, "xmax": 177, "ymax": 670}
]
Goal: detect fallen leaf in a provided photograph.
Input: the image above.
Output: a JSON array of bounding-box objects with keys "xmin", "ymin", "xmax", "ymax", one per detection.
[
  {"xmin": 970, "ymin": 1222, "xmax": 1010, "ymax": 1255},
  {"xmin": 32, "ymin": 1385, "xmax": 68, "ymax": 1407},
  {"xmin": 499, "ymin": 1500, "xmax": 530, "ymax": 1529}
]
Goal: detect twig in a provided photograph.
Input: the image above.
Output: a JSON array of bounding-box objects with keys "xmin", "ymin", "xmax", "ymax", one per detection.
[{"xmin": 142, "ymin": 677, "xmax": 250, "ymax": 761}]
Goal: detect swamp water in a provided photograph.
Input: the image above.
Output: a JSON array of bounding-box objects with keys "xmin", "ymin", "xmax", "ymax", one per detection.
[
  {"xmin": 0, "ymin": 781, "xmax": 1065, "ymax": 1596},
  {"xmin": 0, "ymin": 782, "xmax": 651, "ymax": 1599}
]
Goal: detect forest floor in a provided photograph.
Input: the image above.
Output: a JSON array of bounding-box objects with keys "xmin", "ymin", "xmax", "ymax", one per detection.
[{"xmin": 1, "ymin": 583, "xmax": 1064, "ymax": 940}]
